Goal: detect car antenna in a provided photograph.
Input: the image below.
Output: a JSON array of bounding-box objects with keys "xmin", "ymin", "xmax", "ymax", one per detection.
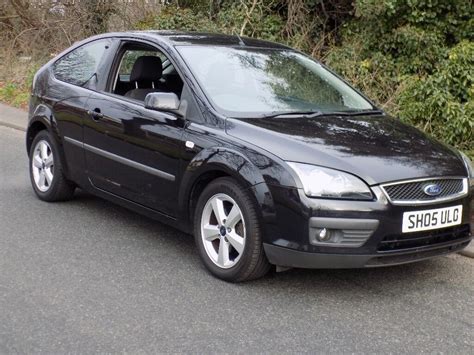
[{"xmin": 235, "ymin": 33, "xmax": 246, "ymax": 46}]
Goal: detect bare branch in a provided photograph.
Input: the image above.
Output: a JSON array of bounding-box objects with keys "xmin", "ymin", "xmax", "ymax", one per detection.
[{"xmin": 240, "ymin": 0, "xmax": 259, "ymax": 36}]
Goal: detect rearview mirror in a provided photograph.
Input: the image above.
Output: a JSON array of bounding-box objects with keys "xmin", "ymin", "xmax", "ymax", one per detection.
[{"xmin": 144, "ymin": 92, "xmax": 180, "ymax": 112}]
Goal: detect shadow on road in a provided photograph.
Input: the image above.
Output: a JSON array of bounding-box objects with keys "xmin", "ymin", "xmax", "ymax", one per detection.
[{"xmin": 68, "ymin": 188, "xmax": 452, "ymax": 295}]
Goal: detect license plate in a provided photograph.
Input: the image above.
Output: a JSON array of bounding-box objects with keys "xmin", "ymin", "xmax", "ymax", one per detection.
[{"xmin": 402, "ymin": 205, "xmax": 463, "ymax": 233}]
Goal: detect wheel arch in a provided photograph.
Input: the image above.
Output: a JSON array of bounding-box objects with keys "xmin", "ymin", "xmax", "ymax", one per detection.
[
  {"xmin": 26, "ymin": 119, "xmax": 49, "ymax": 154},
  {"xmin": 178, "ymin": 147, "xmax": 276, "ymax": 233},
  {"xmin": 26, "ymin": 103, "xmax": 58, "ymax": 151},
  {"xmin": 26, "ymin": 105, "xmax": 71, "ymax": 177}
]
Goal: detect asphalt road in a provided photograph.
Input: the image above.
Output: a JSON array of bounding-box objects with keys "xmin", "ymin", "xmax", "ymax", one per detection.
[{"xmin": 1, "ymin": 125, "xmax": 473, "ymax": 353}]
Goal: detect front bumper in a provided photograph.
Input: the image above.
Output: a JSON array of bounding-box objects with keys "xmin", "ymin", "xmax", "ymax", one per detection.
[
  {"xmin": 264, "ymin": 234, "xmax": 471, "ymax": 268},
  {"xmin": 263, "ymin": 185, "xmax": 473, "ymax": 268}
]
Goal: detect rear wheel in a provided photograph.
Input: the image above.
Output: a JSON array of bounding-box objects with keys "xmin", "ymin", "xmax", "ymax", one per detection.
[
  {"xmin": 194, "ymin": 177, "xmax": 271, "ymax": 282},
  {"xmin": 29, "ymin": 130, "xmax": 75, "ymax": 201}
]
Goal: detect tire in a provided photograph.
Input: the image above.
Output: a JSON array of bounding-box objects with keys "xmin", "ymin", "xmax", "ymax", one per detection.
[
  {"xmin": 194, "ymin": 177, "xmax": 271, "ymax": 282},
  {"xmin": 29, "ymin": 130, "xmax": 75, "ymax": 202}
]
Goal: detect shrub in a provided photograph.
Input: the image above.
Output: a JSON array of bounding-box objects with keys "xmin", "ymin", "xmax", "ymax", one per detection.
[
  {"xmin": 325, "ymin": 0, "xmax": 473, "ymax": 157},
  {"xmin": 1, "ymin": 0, "xmax": 471, "ymax": 157},
  {"xmin": 398, "ymin": 41, "xmax": 474, "ymax": 152},
  {"xmin": 136, "ymin": 7, "xmax": 219, "ymax": 33},
  {"xmin": 136, "ymin": 3, "xmax": 285, "ymax": 43}
]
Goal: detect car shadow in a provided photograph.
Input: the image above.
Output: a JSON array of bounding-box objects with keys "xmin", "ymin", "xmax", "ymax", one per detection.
[{"xmin": 68, "ymin": 188, "xmax": 461, "ymax": 296}]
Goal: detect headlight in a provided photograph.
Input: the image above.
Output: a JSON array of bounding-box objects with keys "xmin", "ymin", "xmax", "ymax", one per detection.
[
  {"xmin": 460, "ymin": 152, "xmax": 474, "ymax": 188},
  {"xmin": 287, "ymin": 162, "xmax": 373, "ymax": 200}
]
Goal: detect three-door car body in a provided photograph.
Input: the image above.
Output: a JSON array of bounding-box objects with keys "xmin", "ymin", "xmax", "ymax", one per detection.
[{"xmin": 27, "ymin": 31, "xmax": 473, "ymax": 281}]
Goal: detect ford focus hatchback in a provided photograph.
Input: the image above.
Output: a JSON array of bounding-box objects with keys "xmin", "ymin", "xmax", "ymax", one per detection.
[{"xmin": 27, "ymin": 31, "xmax": 473, "ymax": 281}]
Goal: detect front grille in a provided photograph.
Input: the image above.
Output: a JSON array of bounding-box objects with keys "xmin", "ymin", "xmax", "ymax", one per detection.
[{"xmin": 382, "ymin": 178, "xmax": 465, "ymax": 203}]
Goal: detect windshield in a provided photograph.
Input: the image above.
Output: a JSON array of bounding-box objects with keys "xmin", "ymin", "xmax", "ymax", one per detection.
[{"xmin": 177, "ymin": 46, "xmax": 374, "ymax": 117}]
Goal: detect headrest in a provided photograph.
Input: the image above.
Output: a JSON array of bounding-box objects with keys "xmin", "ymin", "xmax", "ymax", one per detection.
[{"xmin": 129, "ymin": 56, "xmax": 163, "ymax": 82}]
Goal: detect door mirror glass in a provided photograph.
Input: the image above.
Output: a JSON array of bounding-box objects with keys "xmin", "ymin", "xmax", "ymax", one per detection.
[{"xmin": 144, "ymin": 92, "xmax": 180, "ymax": 111}]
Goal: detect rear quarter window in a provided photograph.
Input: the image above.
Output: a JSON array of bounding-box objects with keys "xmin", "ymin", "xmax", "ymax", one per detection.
[{"xmin": 53, "ymin": 39, "xmax": 111, "ymax": 86}]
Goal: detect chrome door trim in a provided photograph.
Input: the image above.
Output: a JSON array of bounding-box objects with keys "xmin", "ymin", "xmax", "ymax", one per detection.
[
  {"xmin": 64, "ymin": 136, "xmax": 84, "ymax": 148},
  {"xmin": 63, "ymin": 136, "xmax": 175, "ymax": 181}
]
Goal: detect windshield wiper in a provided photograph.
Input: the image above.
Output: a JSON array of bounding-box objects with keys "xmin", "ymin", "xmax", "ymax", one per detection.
[
  {"xmin": 257, "ymin": 109, "xmax": 383, "ymax": 119},
  {"xmin": 257, "ymin": 110, "xmax": 324, "ymax": 119},
  {"xmin": 333, "ymin": 109, "xmax": 384, "ymax": 116}
]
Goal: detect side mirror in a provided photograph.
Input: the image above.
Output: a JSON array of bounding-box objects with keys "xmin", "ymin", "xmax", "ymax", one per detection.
[{"xmin": 144, "ymin": 92, "xmax": 180, "ymax": 112}]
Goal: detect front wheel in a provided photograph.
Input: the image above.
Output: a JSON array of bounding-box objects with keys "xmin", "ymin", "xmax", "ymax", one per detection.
[{"xmin": 194, "ymin": 177, "xmax": 271, "ymax": 282}]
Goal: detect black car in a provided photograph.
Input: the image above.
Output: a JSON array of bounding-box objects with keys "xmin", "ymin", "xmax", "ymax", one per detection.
[{"xmin": 27, "ymin": 31, "xmax": 473, "ymax": 282}]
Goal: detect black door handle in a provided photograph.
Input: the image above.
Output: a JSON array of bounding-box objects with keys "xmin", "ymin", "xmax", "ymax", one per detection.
[{"xmin": 87, "ymin": 109, "xmax": 104, "ymax": 121}]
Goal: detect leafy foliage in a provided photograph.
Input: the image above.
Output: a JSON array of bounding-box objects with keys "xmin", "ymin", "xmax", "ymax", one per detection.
[
  {"xmin": 1, "ymin": 0, "xmax": 472, "ymax": 157},
  {"xmin": 136, "ymin": 6, "xmax": 219, "ymax": 33},
  {"xmin": 324, "ymin": 0, "xmax": 473, "ymax": 156},
  {"xmin": 136, "ymin": 3, "xmax": 284, "ymax": 42},
  {"xmin": 398, "ymin": 41, "xmax": 474, "ymax": 151}
]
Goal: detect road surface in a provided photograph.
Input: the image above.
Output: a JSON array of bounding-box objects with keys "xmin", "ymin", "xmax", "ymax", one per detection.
[{"xmin": 1, "ymin": 126, "xmax": 473, "ymax": 353}]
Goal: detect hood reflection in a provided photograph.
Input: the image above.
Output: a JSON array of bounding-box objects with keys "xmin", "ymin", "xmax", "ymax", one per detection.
[{"xmin": 227, "ymin": 114, "xmax": 466, "ymax": 184}]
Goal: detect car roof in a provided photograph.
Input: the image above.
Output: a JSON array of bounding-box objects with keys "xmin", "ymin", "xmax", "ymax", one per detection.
[{"xmin": 91, "ymin": 30, "xmax": 291, "ymax": 49}]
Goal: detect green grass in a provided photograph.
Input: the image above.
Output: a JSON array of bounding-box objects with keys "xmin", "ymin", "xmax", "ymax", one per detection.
[{"xmin": 0, "ymin": 82, "xmax": 29, "ymax": 109}]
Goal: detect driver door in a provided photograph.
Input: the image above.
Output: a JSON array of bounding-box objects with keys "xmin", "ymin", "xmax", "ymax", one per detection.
[{"xmin": 83, "ymin": 41, "xmax": 185, "ymax": 217}]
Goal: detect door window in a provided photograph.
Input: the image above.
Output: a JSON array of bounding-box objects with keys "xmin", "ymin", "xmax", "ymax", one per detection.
[
  {"xmin": 118, "ymin": 50, "xmax": 165, "ymax": 82},
  {"xmin": 111, "ymin": 43, "xmax": 184, "ymax": 100},
  {"xmin": 53, "ymin": 39, "xmax": 111, "ymax": 87}
]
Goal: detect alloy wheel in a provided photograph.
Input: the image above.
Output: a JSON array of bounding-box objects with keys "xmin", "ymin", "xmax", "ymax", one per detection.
[
  {"xmin": 200, "ymin": 193, "xmax": 246, "ymax": 269},
  {"xmin": 31, "ymin": 140, "xmax": 54, "ymax": 192}
]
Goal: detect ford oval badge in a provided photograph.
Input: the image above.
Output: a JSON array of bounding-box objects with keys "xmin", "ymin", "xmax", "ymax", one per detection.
[{"xmin": 423, "ymin": 184, "xmax": 442, "ymax": 196}]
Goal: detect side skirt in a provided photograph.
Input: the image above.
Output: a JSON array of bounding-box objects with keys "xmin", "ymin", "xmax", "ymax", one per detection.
[{"xmin": 79, "ymin": 179, "xmax": 193, "ymax": 235}]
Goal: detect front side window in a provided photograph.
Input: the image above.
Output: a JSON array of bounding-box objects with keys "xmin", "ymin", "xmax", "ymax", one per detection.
[
  {"xmin": 110, "ymin": 44, "xmax": 184, "ymax": 100},
  {"xmin": 53, "ymin": 39, "xmax": 111, "ymax": 86},
  {"xmin": 177, "ymin": 46, "xmax": 374, "ymax": 117}
]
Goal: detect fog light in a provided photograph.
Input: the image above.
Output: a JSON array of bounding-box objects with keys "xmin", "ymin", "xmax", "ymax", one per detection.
[
  {"xmin": 309, "ymin": 217, "xmax": 379, "ymax": 247},
  {"xmin": 317, "ymin": 228, "xmax": 331, "ymax": 242}
]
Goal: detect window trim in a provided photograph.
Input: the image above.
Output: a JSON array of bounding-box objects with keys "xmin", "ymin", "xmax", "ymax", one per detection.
[
  {"xmin": 91, "ymin": 89, "xmax": 180, "ymax": 122},
  {"xmin": 111, "ymin": 51, "xmax": 126, "ymax": 93}
]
